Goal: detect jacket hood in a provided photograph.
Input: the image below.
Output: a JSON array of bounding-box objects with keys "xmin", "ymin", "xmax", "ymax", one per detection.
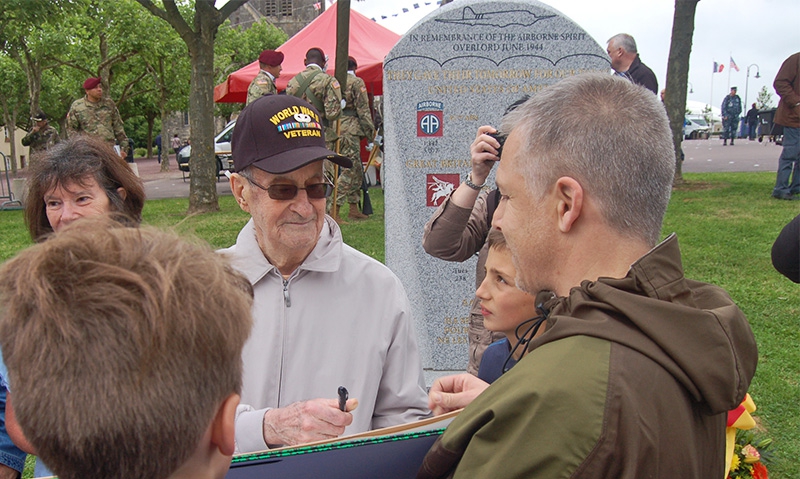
[{"xmin": 531, "ymin": 234, "xmax": 757, "ymax": 414}]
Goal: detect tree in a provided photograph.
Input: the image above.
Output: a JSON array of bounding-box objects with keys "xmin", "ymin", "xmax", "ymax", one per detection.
[
  {"xmin": 134, "ymin": 0, "xmax": 249, "ymax": 214},
  {"xmin": 663, "ymin": 0, "xmax": 700, "ymax": 185},
  {"xmin": 0, "ymin": 54, "xmax": 29, "ymax": 174},
  {"xmin": 133, "ymin": 9, "xmax": 191, "ymax": 171},
  {"xmin": 0, "ymin": 0, "xmax": 75, "ymax": 119},
  {"xmin": 48, "ymin": 1, "xmax": 155, "ymax": 107},
  {"xmin": 757, "ymin": 86, "xmax": 774, "ymax": 109}
]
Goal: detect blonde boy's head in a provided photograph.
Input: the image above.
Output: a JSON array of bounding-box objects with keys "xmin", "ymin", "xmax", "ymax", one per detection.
[
  {"xmin": 486, "ymin": 227, "xmax": 510, "ymax": 253},
  {"xmin": 0, "ymin": 218, "xmax": 254, "ymax": 479}
]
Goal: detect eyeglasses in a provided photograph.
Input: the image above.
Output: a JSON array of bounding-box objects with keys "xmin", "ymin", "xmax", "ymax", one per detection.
[{"xmin": 246, "ymin": 176, "xmax": 332, "ymax": 200}]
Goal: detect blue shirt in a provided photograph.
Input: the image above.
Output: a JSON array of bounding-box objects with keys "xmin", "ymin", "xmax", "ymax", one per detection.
[{"xmin": 477, "ymin": 339, "xmax": 518, "ymax": 384}]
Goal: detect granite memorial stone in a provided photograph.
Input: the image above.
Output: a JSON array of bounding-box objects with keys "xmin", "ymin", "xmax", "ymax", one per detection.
[{"xmin": 383, "ymin": 0, "xmax": 610, "ymax": 383}]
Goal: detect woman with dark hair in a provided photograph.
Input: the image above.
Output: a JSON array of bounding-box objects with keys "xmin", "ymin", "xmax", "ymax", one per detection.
[{"xmin": 24, "ymin": 135, "xmax": 145, "ymax": 241}]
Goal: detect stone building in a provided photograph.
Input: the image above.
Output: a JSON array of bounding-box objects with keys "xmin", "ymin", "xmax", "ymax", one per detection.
[{"xmin": 228, "ymin": 0, "xmax": 324, "ymax": 38}]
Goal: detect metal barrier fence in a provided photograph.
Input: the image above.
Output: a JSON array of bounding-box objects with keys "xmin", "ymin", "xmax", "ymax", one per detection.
[{"xmin": 1, "ymin": 152, "xmax": 23, "ymax": 210}]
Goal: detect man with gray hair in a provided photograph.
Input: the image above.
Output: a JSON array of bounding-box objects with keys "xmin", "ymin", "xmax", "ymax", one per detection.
[
  {"xmin": 419, "ymin": 73, "xmax": 757, "ymax": 479},
  {"xmin": 606, "ymin": 33, "xmax": 658, "ymax": 93}
]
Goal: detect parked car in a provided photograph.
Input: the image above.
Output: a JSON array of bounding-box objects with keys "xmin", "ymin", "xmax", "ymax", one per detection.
[
  {"xmin": 683, "ymin": 115, "xmax": 710, "ymax": 140},
  {"xmin": 177, "ymin": 121, "xmax": 235, "ymax": 178},
  {"xmin": 684, "ymin": 115, "xmax": 710, "ymax": 140}
]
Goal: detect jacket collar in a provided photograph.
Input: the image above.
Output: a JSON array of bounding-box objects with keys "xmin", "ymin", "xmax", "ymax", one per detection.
[{"xmin": 228, "ymin": 215, "xmax": 343, "ymax": 284}]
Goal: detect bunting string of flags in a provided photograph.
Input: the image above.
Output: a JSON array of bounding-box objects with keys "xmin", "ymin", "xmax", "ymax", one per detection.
[{"xmin": 352, "ymin": 1, "xmax": 442, "ymax": 21}]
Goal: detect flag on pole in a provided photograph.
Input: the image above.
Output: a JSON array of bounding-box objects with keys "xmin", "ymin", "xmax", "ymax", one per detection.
[
  {"xmin": 730, "ymin": 57, "xmax": 740, "ymax": 72},
  {"xmin": 713, "ymin": 62, "xmax": 724, "ymax": 73}
]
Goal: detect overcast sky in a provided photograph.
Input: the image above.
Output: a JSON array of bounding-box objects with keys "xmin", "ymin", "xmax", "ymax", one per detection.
[{"xmin": 342, "ymin": 0, "xmax": 800, "ymax": 111}]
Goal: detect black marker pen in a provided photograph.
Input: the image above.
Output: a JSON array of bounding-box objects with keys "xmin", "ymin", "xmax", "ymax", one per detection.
[{"xmin": 338, "ymin": 386, "xmax": 348, "ymax": 412}]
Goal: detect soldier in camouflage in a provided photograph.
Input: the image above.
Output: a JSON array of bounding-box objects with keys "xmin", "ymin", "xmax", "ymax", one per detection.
[
  {"xmin": 286, "ymin": 48, "xmax": 344, "ymax": 213},
  {"xmin": 66, "ymin": 77, "xmax": 128, "ymax": 159},
  {"xmin": 21, "ymin": 111, "xmax": 60, "ymax": 165},
  {"xmin": 246, "ymin": 50, "xmax": 284, "ymax": 105},
  {"xmin": 721, "ymin": 86, "xmax": 742, "ymax": 146},
  {"xmin": 336, "ymin": 57, "xmax": 376, "ymax": 220}
]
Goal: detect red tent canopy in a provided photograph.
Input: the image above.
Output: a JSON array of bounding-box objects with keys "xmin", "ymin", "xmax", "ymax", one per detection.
[{"xmin": 214, "ymin": 7, "xmax": 400, "ymax": 103}]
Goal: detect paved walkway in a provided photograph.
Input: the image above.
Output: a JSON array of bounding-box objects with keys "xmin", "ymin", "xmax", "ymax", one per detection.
[
  {"xmin": 137, "ymin": 154, "xmax": 231, "ymax": 200},
  {"xmin": 136, "ymin": 138, "xmax": 783, "ymax": 199},
  {"xmin": 681, "ymin": 137, "xmax": 782, "ymax": 173}
]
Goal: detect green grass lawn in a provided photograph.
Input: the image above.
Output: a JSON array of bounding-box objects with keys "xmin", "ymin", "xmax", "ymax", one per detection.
[{"xmin": 3, "ymin": 174, "xmax": 799, "ymax": 477}]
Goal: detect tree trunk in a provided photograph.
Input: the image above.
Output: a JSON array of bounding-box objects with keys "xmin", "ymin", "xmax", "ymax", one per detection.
[
  {"xmin": 22, "ymin": 50, "xmax": 42, "ymax": 118},
  {"xmin": 146, "ymin": 114, "xmax": 155, "ymax": 159},
  {"xmin": 665, "ymin": 0, "xmax": 699, "ymax": 185},
  {"xmin": 334, "ymin": 0, "xmax": 350, "ymax": 90},
  {"xmin": 160, "ymin": 107, "xmax": 170, "ymax": 172},
  {"xmin": 186, "ymin": 19, "xmax": 219, "ymax": 214}
]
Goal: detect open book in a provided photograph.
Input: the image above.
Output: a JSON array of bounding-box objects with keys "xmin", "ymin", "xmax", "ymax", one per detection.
[{"xmin": 226, "ymin": 410, "xmax": 460, "ymax": 479}]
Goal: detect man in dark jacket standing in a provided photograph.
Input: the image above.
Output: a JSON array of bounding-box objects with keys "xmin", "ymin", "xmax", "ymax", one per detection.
[
  {"xmin": 606, "ymin": 33, "xmax": 658, "ymax": 93},
  {"xmin": 771, "ymin": 52, "xmax": 800, "ymax": 200},
  {"xmin": 418, "ymin": 73, "xmax": 758, "ymax": 479},
  {"xmin": 745, "ymin": 103, "xmax": 760, "ymax": 141}
]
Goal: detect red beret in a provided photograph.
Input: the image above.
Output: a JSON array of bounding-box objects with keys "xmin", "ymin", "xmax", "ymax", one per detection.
[
  {"xmin": 83, "ymin": 77, "xmax": 102, "ymax": 90},
  {"xmin": 259, "ymin": 50, "xmax": 284, "ymax": 67}
]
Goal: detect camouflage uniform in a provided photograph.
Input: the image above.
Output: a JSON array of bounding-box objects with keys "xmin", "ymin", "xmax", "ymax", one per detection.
[
  {"xmin": 66, "ymin": 96, "xmax": 128, "ymax": 150},
  {"xmin": 721, "ymin": 93, "xmax": 742, "ymax": 144},
  {"xmin": 286, "ymin": 66, "xmax": 342, "ymax": 146},
  {"xmin": 246, "ymin": 70, "xmax": 277, "ymax": 105},
  {"xmin": 21, "ymin": 124, "xmax": 60, "ymax": 162},
  {"xmin": 286, "ymin": 64, "xmax": 343, "ymax": 210},
  {"xmin": 336, "ymin": 72, "xmax": 375, "ymax": 207}
]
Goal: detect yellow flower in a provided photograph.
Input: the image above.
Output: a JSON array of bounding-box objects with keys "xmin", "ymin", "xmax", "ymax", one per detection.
[
  {"xmin": 742, "ymin": 444, "xmax": 761, "ymax": 464},
  {"xmin": 730, "ymin": 453, "xmax": 741, "ymax": 471}
]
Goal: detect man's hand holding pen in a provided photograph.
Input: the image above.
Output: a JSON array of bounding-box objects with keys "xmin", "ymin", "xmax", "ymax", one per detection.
[{"xmin": 261, "ymin": 396, "xmax": 359, "ymax": 447}]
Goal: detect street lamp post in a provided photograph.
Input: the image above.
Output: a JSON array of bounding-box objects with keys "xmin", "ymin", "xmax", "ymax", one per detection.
[
  {"xmin": 687, "ymin": 81, "xmax": 694, "ymax": 94},
  {"xmin": 745, "ymin": 64, "xmax": 761, "ymax": 111}
]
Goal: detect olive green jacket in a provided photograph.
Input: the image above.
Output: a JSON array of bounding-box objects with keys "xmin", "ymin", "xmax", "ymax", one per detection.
[
  {"xmin": 418, "ymin": 234, "xmax": 758, "ymax": 479},
  {"xmin": 286, "ymin": 65, "xmax": 342, "ymax": 143}
]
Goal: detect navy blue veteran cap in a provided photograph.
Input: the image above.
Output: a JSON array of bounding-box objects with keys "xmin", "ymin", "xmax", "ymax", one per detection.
[{"xmin": 233, "ymin": 95, "xmax": 352, "ymax": 174}]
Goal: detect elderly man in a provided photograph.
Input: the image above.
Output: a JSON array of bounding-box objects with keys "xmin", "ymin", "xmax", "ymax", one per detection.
[
  {"xmin": 66, "ymin": 77, "xmax": 128, "ymax": 159},
  {"xmin": 606, "ymin": 33, "xmax": 658, "ymax": 94},
  {"xmin": 418, "ymin": 73, "xmax": 757, "ymax": 479},
  {"xmin": 223, "ymin": 94, "xmax": 429, "ymax": 453},
  {"xmin": 246, "ymin": 49, "xmax": 284, "ymax": 105}
]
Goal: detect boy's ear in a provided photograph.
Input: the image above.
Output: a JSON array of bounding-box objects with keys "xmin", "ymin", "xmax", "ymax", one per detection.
[{"xmin": 210, "ymin": 393, "xmax": 240, "ymax": 457}]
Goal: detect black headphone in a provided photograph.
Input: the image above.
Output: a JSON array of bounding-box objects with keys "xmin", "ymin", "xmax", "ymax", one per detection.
[{"xmin": 501, "ymin": 291, "xmax": 556, "ymax": 374}]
